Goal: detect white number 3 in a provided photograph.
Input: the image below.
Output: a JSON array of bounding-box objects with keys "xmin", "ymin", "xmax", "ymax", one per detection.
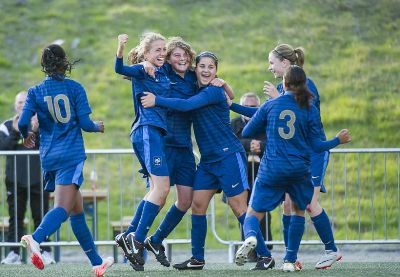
[
  {"xmin": 44, "ymin": 94, "xmax": 71, "ymax": 123},
  {"xmin": 278, "ymin": 110, "xmax": 296, "ymax": 139}
]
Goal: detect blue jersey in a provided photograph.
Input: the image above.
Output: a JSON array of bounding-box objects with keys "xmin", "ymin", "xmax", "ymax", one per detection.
[
  {"xmin": 22, "ymin": 77, "xmax": 92, "ymax": 171},
  {"xmin": 156, "ymin": 85, "xmax": 244, "ymax": 162},
  {"xmin": 115, "ymin": 57, "xmax": 171, "ymax": 133},
  {"xmin": 242, "ymin": 92, "xmax": 339, "ymax": 185},
  {"xmin": 277, "ymin": 77, "xmax": 326, "ymax": 140},
  {"xmin": 164, "ymin": 68, "xmax": 197, "ymax": 148}
]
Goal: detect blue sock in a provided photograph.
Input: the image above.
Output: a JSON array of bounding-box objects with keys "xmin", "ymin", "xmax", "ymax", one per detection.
[
  {"xmin": 152, "ymin": 204, "xmax": 186, "ymax": 244},
  {"xmin": 134, "ymin": 201, "xmax": 160, "ymax": 243},
  {"xmin": 244, "ymin": 215, "xmax": 271, "ymax": 257},
  {"xmin": 124, "ymin": 199, "xmax": 146, "ymax": 235},
  {"xmin": 284, "ymin": 215, "xmax": 305, "ymax": 263},
  {"xmin": 70, "ymin": 213, "xmax": 102, "ymax": 266},
  {"xmin": 311, "ymin": 209, "xmax": 337, "ymax": 252},
  {"xmin": 191, "ymin": 214, "xmax": 207, "ymax": 261},
  {"xmin": 282, "ymin": 214, "xmax": 291, "ymax": 248},
  {"xmin": 32, "ymin": 207, "xmax": 68, "ymax": 243}
]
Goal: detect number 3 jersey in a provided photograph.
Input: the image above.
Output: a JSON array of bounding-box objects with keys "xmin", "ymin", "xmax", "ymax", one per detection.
[
  {"xmin": 23, "ymin": 76, "xmax": 91, "ymax": 171},
  {"xmin": 242, "ymin": 92, "xmax": 331, "ymax": 186}
]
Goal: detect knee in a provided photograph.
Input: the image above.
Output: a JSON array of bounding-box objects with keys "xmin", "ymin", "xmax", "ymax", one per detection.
[
  {"xmin": 176, "ymin": 198, "xmax": 192, "ymax": 211},
  {"xmin": 191, "ymin": 200, "xmax": 207, "ymax": 215}
]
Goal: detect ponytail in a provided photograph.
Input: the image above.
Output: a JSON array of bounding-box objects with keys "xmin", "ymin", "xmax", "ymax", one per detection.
[{"xmin": 283, "ymin": 65, "xmax": 313, "ymax": 109}]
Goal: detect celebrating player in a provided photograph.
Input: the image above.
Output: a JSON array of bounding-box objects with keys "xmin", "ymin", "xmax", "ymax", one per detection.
[{"xmin": 18, "ymin": 44, "xmax": 113, "ymax": 276}]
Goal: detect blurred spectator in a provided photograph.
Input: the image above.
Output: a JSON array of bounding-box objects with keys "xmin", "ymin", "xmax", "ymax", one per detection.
[
  {"xmin": 230, "ymin": 92, "xmax": 273, "ymax": 259},
  {"xmin": 0, "ymin": 91, "xmax": 54, "ymax": 265}
]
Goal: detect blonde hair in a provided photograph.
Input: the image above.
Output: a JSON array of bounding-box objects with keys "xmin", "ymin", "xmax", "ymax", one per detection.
[
  {"xmin": 127, "ymin": 32, "xmax": 166, "ymax": 64},
  {"xmin": 270, "ymin": 44, "xmax": 305, "ymax": 67},
  {"xmin": 166, "ymin": 37, "xmax": 196, "ymax": 70}
]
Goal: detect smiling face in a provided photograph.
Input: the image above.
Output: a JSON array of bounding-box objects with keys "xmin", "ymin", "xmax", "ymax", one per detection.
[
  {"xmin": 168, "ymin": 47, "xmax": 190, "ymax": 75},
  {"xmin": 268, "ymin": 52, "xmax": 289, "ymax": 79},
  {"xmin": 144, "ymin": 39, "xmax": 166, "ymax": 68},
  {"xmin": 195, "ymin": 57, "xmax": 217, "ymax": 87}
]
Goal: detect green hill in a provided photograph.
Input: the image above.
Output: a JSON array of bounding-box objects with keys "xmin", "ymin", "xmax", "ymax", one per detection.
[{"xmin": 1, "ymin": 0, "xmax": 399, "ymax": 148}]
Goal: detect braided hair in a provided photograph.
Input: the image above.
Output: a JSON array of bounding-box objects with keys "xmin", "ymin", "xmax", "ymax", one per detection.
[{"xmin": 41, "ymin": 44, "xmax": 79, "ymax": 80}]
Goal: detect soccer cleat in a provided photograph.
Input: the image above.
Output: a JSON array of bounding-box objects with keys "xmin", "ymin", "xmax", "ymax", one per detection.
[
  {"xmin": 144, "ymin": 236, "xmax": 170, "ymax": 267},
  {"xmin": 295, "ymin": 260, "xmax": 303, "ymax": 270},
  {"xmin": 235, "ymin": 236, "xmax": 257, "ymax": 266},
  {"xmin": 251, "ymin": 256, "xmax": 275, "ymax": 270},
  {"xmin": 315, "ymin": 250, "xmax": 342, "ymax": 269},
  {"xmin": 41, "ymin": 250, "xmax": 56, "ymax": 265},
  {"xmin": 173, "ymin": 257, "xmax": 205, "ymax": 270},
  {"xmin": 115, "ymin": 232, "xmax": 144, "ymax": 271},
  {"xmin": 125, "ymin": 232, "xmax": 145, "ymax": 266},
  {"xmin": 282, "ymin": 260, "xmax": 302, "ymax": 272},
  {"xmin": 21, "ymin": 235, "xmax": 44, "ymax": 270},
  {"xmin": 92, "ymin": 257, "xmax": 114, "ymax": 277},
  {"xmin": 1, "ymin": 251, "xmax": 22, "ymax": 265}
]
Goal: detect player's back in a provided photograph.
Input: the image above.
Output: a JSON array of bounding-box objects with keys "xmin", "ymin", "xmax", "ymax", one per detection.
[
  {"xmin": 259, "ymin": 93, "xmax": 318, "ymax": 185},
  {"xmin": 26, "ymin": 77, "xmax": 89, "ymax": 171}
]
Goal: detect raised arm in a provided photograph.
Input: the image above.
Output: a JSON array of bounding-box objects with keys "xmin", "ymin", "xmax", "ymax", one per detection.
[{"xmin": 114, "ymin": 34, "xmax": 144, "ymax": 77}]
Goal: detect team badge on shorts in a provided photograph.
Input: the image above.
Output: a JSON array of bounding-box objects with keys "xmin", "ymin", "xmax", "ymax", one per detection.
[{"xmin": 153, "ymin": 156, "xmax": 162, "ymax": 167}]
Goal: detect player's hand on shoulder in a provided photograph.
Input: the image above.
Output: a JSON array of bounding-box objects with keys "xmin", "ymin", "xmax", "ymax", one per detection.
[
  {"xmin": 263, "ymin": 81, "xmax": 279, "ymax": 99},
  {"xmin": 141, "ymin": 92, "xmax": 156, "ymax": 108},
  {"xmin": 95, "ymin": 121, "xmax": 104, "ymax": 133},
  {"xmin": 336, "ymin": 129, "xmax": 351, "ymax": 144},
  {"xmin": 210, "ymin": 78, "xmax": 225, "ymax": 87},
  {"xmin": 23, "ymin": 132, "xmax": 36, "ymax": 148},
  {"xmin": 140, "ymin": 61, "xmax": 156, "ymax": 78}
]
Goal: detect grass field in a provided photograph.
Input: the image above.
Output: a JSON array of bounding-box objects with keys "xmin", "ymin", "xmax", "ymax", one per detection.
[{"xmin": 1, "ymin": 262, "xmax": 399, "ymax": 277}]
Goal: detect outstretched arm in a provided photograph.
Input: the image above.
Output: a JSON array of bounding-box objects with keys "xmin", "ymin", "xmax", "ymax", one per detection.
[
  {"xmin": 242, "ymin": 107, "xmax": 267, "ymax": 138},
  {"xmin": 310, "ymin": 129, "xmax": 351, "ymax": 152},
  {"xmin": 141, "ymin": 87, "xmax": 225, "ymax": 112},
  {"xmin": 230, "ymin": 103, "xmax": 258, "ymax": 118},
  {"xmin": 78, "ymin": 113, "xmax": 104, "ymax": 133}
]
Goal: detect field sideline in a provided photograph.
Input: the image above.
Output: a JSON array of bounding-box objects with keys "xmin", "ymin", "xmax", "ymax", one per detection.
[{"xmin": 1, "ymin": 262, "xmax": 399, "ymax": 277}]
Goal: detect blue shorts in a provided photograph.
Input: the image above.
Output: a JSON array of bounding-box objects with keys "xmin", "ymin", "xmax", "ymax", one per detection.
[
  {"xmin": 193, "ymin": 152, "xmax": 249, "ymax": 197},
  {"xmin": 43, "ymin": 161, "xmax": 84, "ymax": 192},
  {"xmin": 311, "ymin": 151, "xmax": 330, "ymax": 193},
  {"xmin": 165, "ymin": 147, "xmax": 196, "ymax": 187},
  {"xmin": 249, "ymin": 175, "xmax": 314, "ymax": 212},
  {"xmin": 131, "ymin": 125, "xmax": 169, "ymax": 177}
]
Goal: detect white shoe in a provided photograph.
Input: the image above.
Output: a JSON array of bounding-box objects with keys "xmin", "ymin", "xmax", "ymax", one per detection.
[
  {"xmin": 21, "ymin": 235, "xmax": 44, "ymax": 270},
  {"xmin": 235, "ymin": 236, "xmax": 257, "ymax": 266},
  {"xmin": 41, "ymin": 250, "xmax": 56, "ymax": 265},
  {"xmin": 315, "ymin": 250, "xmax": 342, "ymax": 269},
  {"xmin": 1, "ymin": 251, "xmax": 22, "ymax": 265},
  {"xmin": 282, "ymin": 261, "xmax": 302, "ymax": 272},
  {"xmin": 92, "ymin": 257, "xmax": 114, "ymax": 277}
]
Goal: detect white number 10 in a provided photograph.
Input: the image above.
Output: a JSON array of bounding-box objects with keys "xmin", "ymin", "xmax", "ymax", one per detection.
[{"xmin": 44, "ymin": 94, "xmax": 71, "ymax": 123}]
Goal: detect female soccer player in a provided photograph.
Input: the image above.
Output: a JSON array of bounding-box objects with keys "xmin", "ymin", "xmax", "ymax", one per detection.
[
  {"xmin": 141, "ymin": 51, "xmax": 262, "ymax": 270},
  {"xmin": 18, "ymin": 44, "xmax": 113, "ymax": 276},
  {"xmin": 114, "ymin": 33, "xmax": 171, "ymax": 270},
  {"xmin": 231, "ymin": 43, "xmax": 343, "ymax": 269},
  {"xmin": 235, "ymin": 65, "xmax": 351, "ymax": 272}
]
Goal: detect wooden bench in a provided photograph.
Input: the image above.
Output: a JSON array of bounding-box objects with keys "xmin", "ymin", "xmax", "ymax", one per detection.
[{"xmin": 111, "ymin": 217, "xmax": 191, "ymax": 263}]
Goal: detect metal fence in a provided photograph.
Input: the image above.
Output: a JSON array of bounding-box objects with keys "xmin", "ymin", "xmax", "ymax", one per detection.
[{"xmin": 0, "ymin": 148, "xmax": 399, "ymax": 262}]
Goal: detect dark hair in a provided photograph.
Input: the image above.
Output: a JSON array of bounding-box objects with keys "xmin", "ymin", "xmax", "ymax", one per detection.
[
  {"xmin": 41, "ymin": 44, "xmax": 79, "ymax": 80},
  {"xmin": 195, "ymin": 51, "xmax": 218, "ymax": 69},
  {"xmin": 283, "ymin": 65, "xmax": 313, "ymax": 109}
]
